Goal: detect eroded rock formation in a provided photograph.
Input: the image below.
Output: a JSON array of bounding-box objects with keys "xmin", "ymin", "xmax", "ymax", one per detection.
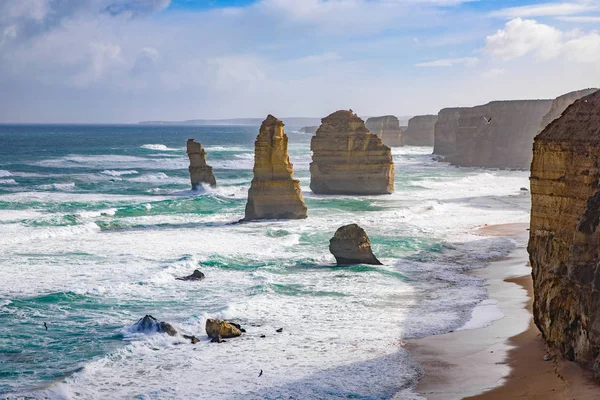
[
  {"xmin": 244, "ymin": 115, "xmax": 307, "ymax": 221},
  {"xmin": 403, "ymin": 115, "xmax": 437, "ymax": 146},
  {"xmin": 310, "ymin": 110, "xmax": 394, "ymax": 195},
  {"xmin": 529, "ymin": 90, "xmax": 600, "ymax": 373},
  {"xmin": 300, "ymin": 126, "xmax": 319, "ymax": 134},
  {"xmin": 365, "ymin": 116, "xmax": 404, "ymax": 147},
  {"xmin": 205, "ymin": 319, "xmax": 242, "ymax": 338},
  {"xmin": 538, "ymin": 88, "xmax": 598, "ymax": 134},
  {"xmin": 329, "ymin": 224, "xmax": 381, "ymax": 265},
  {"xmin": 433, "ymin": 108, "xmax": 464, "ymax": 157},
  {"xmin": 133, "ymin": 315, "xmax": 177, "ymax": 336},
  {"xmin": 187, "ymin": 139, "xmax": 217, "ymax": 190}
]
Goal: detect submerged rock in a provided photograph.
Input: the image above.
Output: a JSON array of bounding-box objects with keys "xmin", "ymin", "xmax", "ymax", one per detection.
[
  {"xmin": 176, "ymin": 269, "xmax": 205, "ymax": 281},
  {"xmin": 244, "ymin": 115, "xmax": 307, "ymax": 221},
  {"xmin": 205, "ymin": 318, "xmax": 242, "ymax": 338},
  {"xmin": 365, "ymin": 115, "xmax": 404, "ymax": 147},
  {"xmin": 210, "ymin": 335, "xmax": 226, "ymax": 343},
  {"xmin": 187, "ymin": 139, "xmax": 217, "ymax": 190},
  {"xmin": 529, "ymin": 90, "xmax": 600, "ymax": 374},
  {"xmin": 133, "ymin": 315, "xmax": 177, "ymax": 336},
  {"xmin": 310, "ymin": 110, "xmax": 394, "ymax": 195},
  {"xmin": 329, "ymin": 224, "xmax": 382, "ymax": 265},
  {"xmin": 403, "ymin": 115, "xmax": 437, "ymax": 146},
  {"xmin": 183, "ymin": 334, "xmax": 200, "ymax": 344}
]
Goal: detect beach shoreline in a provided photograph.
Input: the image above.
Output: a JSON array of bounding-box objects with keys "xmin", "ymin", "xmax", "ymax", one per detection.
[{"xmin": 407, "ymin": 222, "xmax": 600, "ymax": 399}]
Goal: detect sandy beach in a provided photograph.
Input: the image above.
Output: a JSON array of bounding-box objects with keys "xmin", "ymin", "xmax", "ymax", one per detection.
[{"xmin": 408, "ymin": 223, "xmax": 600, "ymax": 399}]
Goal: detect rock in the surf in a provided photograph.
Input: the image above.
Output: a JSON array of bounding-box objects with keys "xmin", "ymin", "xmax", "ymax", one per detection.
[
  {"xmin": 329, "ymin": 224, "xmax": 382, "ymax": 265},
  {"xmin": 187, "ymin": 139, "xmax": 217, "ymax": 190},
  {"xmin": 310, "ymin": 110, "xmax": 394, "ymax": 194},
  {"xmin": 176, "ymin": 269, "xmax": 205, "ymax": 281},
  {"xmin": 205, "ymin": 318, "xmax": 242, "ymax": 338},
  {"xmin": 133, "ymin": 315, "xmax": 178, "ymax": 336},
  {"xmin": 244, "ymin": 115, "xmax": 307, "ymax": 221},
  {"xmin": 183, "ymin": 334, "xmax": 200, "ymax": 344}
]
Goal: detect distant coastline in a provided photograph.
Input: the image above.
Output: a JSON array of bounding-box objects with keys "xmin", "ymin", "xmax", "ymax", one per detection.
[{"xmin": 139, "ymin": 117, "xmax": 323, "ymax": 126}]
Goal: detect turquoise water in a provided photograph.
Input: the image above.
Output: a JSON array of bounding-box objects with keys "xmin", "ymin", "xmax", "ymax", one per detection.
[{"xmin": 0, "ymin": 124, "xmax": 531, "ymax": 399}]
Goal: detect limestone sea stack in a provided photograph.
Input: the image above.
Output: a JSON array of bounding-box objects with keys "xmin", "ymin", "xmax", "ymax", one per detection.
[
  {"xmin": 365, "ymin": 115, "xmax": 404, "ymax": 147},
  {"xmin": 186, "ymin": 139, "xmax": 217, "ymax": 190},
  {"xmin": 244, "ymin": 115, "xmax": 307, "ymax": 221},
  {"xmin": 529, "ymin": 90, "xmax": 600, "ymax": 373},
  {"xmin": 329, "ymin": 224, "xmax": 381, "ymax": 265},
  {"xmin": 538, "ymin": 88, "xmax": 598, "ymax": 134},
  {"xmin": 403, "ymin": 115, "xmax": 438, "ymax": 146},
  {"xmin": 310, "ymin": 110, "xmax": 394, "ymax": 195},
  {"xmin": 432, "ymin": 108, "xmax": 465, "ymax": 158}
]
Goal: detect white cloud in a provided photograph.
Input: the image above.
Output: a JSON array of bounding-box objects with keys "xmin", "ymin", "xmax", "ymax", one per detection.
[
  {"xmin": 415, "ymin": 57, "xmax": 478, "ymax": 67},
  {"xmin": 295, "ymin": 53, "xmax": 341, "ymax": 64},
  {"xmin": 481, "ymin": 68, "xmax": 506, "ymax": 79},
  {"xmin": 557, "ymin": 15, "xmax": 600, "ymax": 22},
  {"xmin": 489, "ymin": 2, "xmax": 599, "ymax": 18},
  {"xmin": 484, "ymin": 18, "xmax": 600, "ymax": 63}
]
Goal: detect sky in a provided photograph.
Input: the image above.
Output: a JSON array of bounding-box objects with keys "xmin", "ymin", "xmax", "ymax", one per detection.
[{"xmin": 0, "ymin": 0, "xmax": 598, "ymax": 123}]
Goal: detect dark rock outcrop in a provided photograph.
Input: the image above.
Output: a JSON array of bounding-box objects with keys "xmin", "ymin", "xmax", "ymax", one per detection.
[
  {"xmin": 329, "ymin": 224, "xmax": 382, "ymax": 265},
  {"xmin": 176, "ymin": 269, "xmax": 205, "ymax": 281},
  {"xmin": 187, "ymin": 139, "xmax": 217, "ymax": 190},
  {"xmin": 403, "ymin": 115, "xmax": 438, "ymax": 146},
  {"xmin": 133, "ymin": 315, "xmax": 177, "ymax": 336},
  {"xmin": 205, "ymin": 319, "xmax": 242, "ymax": 338},
  {"xmin": 529, "ymin": 90, "xmax": 600, "ymax": 374},
  {"xmin": 310, "ymin": 110, "xmax": 394, "ymax": 195},
  {"xmin": 365, "ymin": 116, "xmax": 404, "ymax": 147},
  {"xmin": 244, "ymin": 115, "xmax": 307, "ymax": 221}
]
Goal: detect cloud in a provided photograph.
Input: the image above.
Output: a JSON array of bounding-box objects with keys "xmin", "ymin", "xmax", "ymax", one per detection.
[
  {"xmin": 484, "ymin": 18, "xmax": 600, "ymax": 63},
  {"xmin": 557, "ymin": 15, "xmax": 600, "ymax": 22},
  {"xmin": 481, "ymin": 68, "xmax": 506, "ymax": 79},
  {"xmin": 104, "ymin": 0, "xmax": 171, "ymax": 18},
  {"xmin": 415, "ymin": 57, "xmax": 478, "ymax": 67},
  {"xmin": 295, "ymin": 53, "xmax": 341, "ymax": 64},
  {"xmin": 489, "ymin": 2, "xmax": 599, "ymax": 18}
]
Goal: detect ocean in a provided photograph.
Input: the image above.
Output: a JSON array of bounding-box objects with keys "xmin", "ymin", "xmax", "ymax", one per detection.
[{"xmin": 0, "ymin": 124, "xmax": 530, "ymax": 399}]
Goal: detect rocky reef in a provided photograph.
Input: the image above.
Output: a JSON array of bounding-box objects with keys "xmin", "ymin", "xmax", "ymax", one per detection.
[
  {"xmin": 433, "ymin": 108, "xmax": 464, "ymax": 157},
  {"xmin": 403, "ymin": 115, "xmax": 437, "ymax": 146},
  {"xmin": 132, "ymin": 315, "xmax": 177, "ymax": 336},
  {"xmin": 329, "ymin": 224, "xmax": 381, "ymax": 265},
  {"xmin": 244, "ymin": 115, "xmax": 307, "ymax": 221},
  {"xmin": 365, "ymin": 115, "xmax": 404, "ymax": 147},
  {"xmin": 186, "ymin": 139, "xmax": 217, "ymax": 190},
  {"xmin": 538, "ymin": 88, "xmax": 598, "ymax": 134},
  {"xmin": 310, "ymin": 110, "xmax": 394, "ymax": 195},
  {"xmin": 529, "ymin": 90, "xmax": 600, "ymax": 373},
  {"xmin": 205, "ymin": 319, "xmax": 242, "ymax": 339}
]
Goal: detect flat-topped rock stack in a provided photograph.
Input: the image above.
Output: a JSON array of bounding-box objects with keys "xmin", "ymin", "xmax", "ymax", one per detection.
[
  {"xmin": 310, "ymin": 110, "xmax": 394, "ymax": 195},
  {"xmin": 244, "ymin": 115, "xmax": 307, "ymax": 221},
  {"xmin": 403, "ymin": 115, "xmax": 437, "ymax": 146},
  {"xmin": 186, "ymin": 139, "xmax": 217, "ymax": 190},
  {"xmin": 365, "ymin": 115, "xmax": 404, "ymax": 147},
  {"xmin": 433, "ymin": 108, "xmax": 465, "ymax": 158},
  {"xmin": 529, "ymin": 90, "xmax": 600, "ymax": 374}
]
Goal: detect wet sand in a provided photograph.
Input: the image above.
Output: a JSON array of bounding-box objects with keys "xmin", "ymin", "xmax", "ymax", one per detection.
[{"xmin": 407, "ymin": 223, "xmax": 600, "ymax": 399}]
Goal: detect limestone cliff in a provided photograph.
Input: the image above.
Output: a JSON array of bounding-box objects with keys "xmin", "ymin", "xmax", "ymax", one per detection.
[
  {"xmin": 244, "ymin": 115, "xmax": 307, "ymax": 221},
  {"xmin": 365, "ymin": 116, "xmax": 404, "ymax": 147},
  {"xmin": 403, "ymin": 115, "xmax": 437, "ymax": 146},
  {"xmin": 433, "ymin": 108, "xmax": 464, "ymax": 157},
  {"xmin": 310, "ymin": 110, "xmax": 394, "ymax": 195},
  {"xmin": 446, "ymin": 100, "xmax": 552, "ymax": 169},
  {"xmin": 529, "ymin": 90, "xmax": 600, "ymax": 374},
  {"xmin": 186, "ymin": 139, "xmax": 217, "ymax": 190},
  {"xmin": 538, "ymin": 88, "xmax": 598, "ymax": 134}
]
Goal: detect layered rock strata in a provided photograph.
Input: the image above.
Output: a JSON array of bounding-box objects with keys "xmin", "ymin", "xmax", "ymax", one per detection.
[
  {"xmin": 365, "ymin": 115, "xmax": 404, "ymax": 147},
  {"xmin": 433, "ymin": 108, "xmax": 464, "ymax": 157},
  {"xmin": 329, "ymin": 224, "xmax": 381, "ymax": 265},
  {"xmin": 403, "ymin": 115, "xmax": 438, "ymax": 146},
  {"xmin": 186, "ymin": 139, "xmax": 217, "ymax": 190},
  {"xmin": 310, "ymin": 110, "xmax": 394, "ymax": 195},
  {"xmin": 244, "ymin": 115, "xmax": 307, "ymax": 221},
  {"xmin": 529, "ymin": 90, "xmax": 600, "ymax": 373}
]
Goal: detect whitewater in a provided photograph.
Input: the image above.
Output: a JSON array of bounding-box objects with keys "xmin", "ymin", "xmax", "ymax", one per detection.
[{"xmin": 0, "ymin": 124, "xmax": 530, "ymax": 399}]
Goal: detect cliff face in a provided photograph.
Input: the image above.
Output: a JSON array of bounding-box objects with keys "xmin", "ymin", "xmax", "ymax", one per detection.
[
  {"xmin": 310, "ymin": 110, "xmax": 394, "ymax": 195},
  {"xmin": 365, "ymin": 115, "xmax": 403, "ymax": 147},
  {"xmin": 186, "ymin": 139, "xmax": 217, "ymax": 190},
  {"xmin": 446, "ymin": 100, "xmax": 552, "ymax": 169},
  {"xmin": 433, "ymin": 108, "xmax": 464, "ymax": 157},
  {"xmin": 403, "ymin": 115, "xmax": 437, "ymax": 146},
  {"xmin": 529, "ymin": 90, "xmax": 600, "ymax": 373},
  {"xmin": 244, "ymin": 115, "xmax": 307, "ymax": 221},
  {"xmin": 539, "ymin": 88, "xmax": 598, "ymax": 134}
]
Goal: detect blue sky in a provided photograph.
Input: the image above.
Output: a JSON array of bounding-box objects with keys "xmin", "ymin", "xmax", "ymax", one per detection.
[{"xmin": 0, "ymin": 0, "xmax": 598, "ymax": 122}]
